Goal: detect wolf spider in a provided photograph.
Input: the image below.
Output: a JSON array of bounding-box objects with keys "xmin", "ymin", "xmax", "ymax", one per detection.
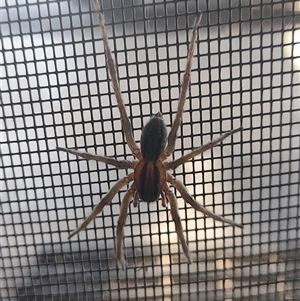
[{"xmin": 57, "ymin": 0, "xmax": 242, "ymax": 268}]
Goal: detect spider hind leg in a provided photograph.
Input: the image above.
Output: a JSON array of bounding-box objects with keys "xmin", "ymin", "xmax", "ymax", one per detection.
[
  {"xmin": 162, "ymin": 14, "xmax": 202, "ymax": 160},
  {"xmin": 91, "ymin": 0, "xmax": 141, "ymax": 159}
]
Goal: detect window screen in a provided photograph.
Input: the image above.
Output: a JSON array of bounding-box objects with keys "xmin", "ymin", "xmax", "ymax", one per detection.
[{"xmin": 1, "ymin": 0, "xmax": 300, "ymax": 300}]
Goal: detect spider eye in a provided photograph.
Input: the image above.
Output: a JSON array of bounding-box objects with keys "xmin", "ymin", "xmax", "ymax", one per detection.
[{"xmin": 140, "ymin": 115, "xmax": 167, "ymax": 161}]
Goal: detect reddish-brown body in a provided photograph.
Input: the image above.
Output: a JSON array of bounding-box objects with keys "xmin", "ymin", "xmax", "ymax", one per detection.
[
  {"xmin": 57, "ymin": 7, "xmax": 242, "ymax": 269},
  {"xmin": 134, "ymin": 113, "xmax": 167, "ymax": 202},
  {"xmin": 134, "ymin": 159, "xmax": 166, "ymax": 202}
]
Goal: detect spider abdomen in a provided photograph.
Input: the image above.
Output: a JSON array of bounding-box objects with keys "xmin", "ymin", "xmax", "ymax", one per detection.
[
  {"xmin": 134, "ymin": 160, "xmax": 166, "ymax": 202},
  {"xmin": 140, "ymin": 113, "xmax": 167, "ymax": 161}
]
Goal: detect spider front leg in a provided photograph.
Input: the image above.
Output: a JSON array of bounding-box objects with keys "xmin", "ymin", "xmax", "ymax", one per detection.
[
  {"xmin": 69, "ymin": 173, "xmax": 134, "ymax": 238},
  {"xmin": 167, "ymin": 173, "xmax": 242, "ymax": 228},
  {"xmin": 116, "ymin": 184, "xmax": 136, "ymax": 269},
  {"xmin": 164, "ymin": 186, "xmax": 191, "ymax": 263}
]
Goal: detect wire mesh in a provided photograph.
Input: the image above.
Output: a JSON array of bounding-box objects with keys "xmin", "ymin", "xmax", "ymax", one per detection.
[{"xmin": 1, "ymin": 0, "xmax": 300, "ymax": 300}]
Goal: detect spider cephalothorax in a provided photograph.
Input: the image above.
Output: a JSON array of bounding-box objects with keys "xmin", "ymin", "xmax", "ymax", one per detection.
[{"xmin": 57, "ymin": 0, "xmax": 242, "ymax": 269}]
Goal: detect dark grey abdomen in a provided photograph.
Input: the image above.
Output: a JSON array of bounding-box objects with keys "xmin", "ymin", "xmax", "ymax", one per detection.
[{"xmin": 140, "ymin": 113, "xmax": 167, "ymax": 161}]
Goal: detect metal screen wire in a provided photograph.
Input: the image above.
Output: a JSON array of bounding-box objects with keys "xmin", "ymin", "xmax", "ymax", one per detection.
[{"xmin": 1, "ymin": 0, "xmax": 300, "ymax": 300}]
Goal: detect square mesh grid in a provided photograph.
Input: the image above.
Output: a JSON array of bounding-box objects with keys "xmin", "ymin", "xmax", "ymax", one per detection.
[{"xmin": 1, "ymin": 0, "xmax": 300, "ymax": 300}]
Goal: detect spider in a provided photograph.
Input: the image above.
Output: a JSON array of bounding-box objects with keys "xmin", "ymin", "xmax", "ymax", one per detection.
[{"xmin": 57, "ymin": 0, "xmax": 243, "ymax": 269}]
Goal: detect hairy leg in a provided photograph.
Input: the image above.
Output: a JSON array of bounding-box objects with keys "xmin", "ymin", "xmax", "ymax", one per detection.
[
  {"xmin": 164, "ymin": 187, "xmax": 191, "ymax": 264},
  {"xmin": 167, "ymin": 174, "xmax": 242, "ymax": 228},
  {"xmin": 166, "ymin": 127, "xmax": 243, "ymax": 169},
  {"xmin": 69, "ymin": 173, "xmax": 134, "ymax": 238},
  {"xmin": 57, "ymin": 146, "xmax": 135, "ymax": 169},
  {"xmin": 161, "ymin": 14, "xmax": 202, "ymax": 160},
  {"xmin": 91, "ymin": 0, "xmax": 141, "ymax": 159},
  {"xmin": 116, "ymin": 185, "xmax": 136, "ymax": 269}
]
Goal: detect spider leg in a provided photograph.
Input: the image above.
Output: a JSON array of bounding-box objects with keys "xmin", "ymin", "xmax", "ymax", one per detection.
[
  {"xmin": 57, "ymin": 147, "xmax": 135, "ymax": 169},
  {"xmin": 167, "ymin": 173, "xmax": 242, "ymax": 228},
  {"xmin": 116, "ymin": 184, "xmax": 136, "ymax": 269},
  {"xmin": 91, "ymin": 0, "xmax": 142, "ymax": 159},
  {"xmin": 166, "ymin": 127, "xmax": 243, "ymax": 169},
  {"xmin": 161, "ymin": 14, "xmax": 202, "ymax": 160},
  {"xmin": 164, "ymin": 186, "xmax": 191, "ymax": 264},
  {"xmin": 69, "ymin": 173, "xmax": 134, "ymax": 238}
]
